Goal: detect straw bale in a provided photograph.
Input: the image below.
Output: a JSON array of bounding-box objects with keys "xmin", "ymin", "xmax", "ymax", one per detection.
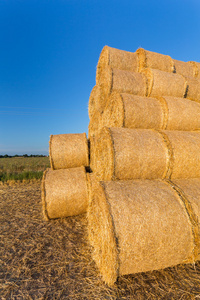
[
  {"xmin": 94, "ymin": 127, "xmax": 168, "ymax": 180},
  {"xmin": 96, "ymin": 46, "xmax": 139, "ymax": 85},
  {"xmin": 189, "ymin": 61, "xmax": 200, "ymax": 78},
  {"xmin": 89, "ymin": 136, "xmax": 96, "ymax": 171},
  {"xmin": 102, "ymin": 94, "xmax": 200, "ymax": 131},
  {"xmin": 102, "ymin": 93, "xmax": 164, "ymax": 129},
  {"xmin": 142, "ymin": 68, "xmax": 187, "ymax": 98},
  {"xmin": 99, "ymin": 67, "xmax": 147, "ymax": 101},
  {"xmin": 88, "ymin": 110, "xmax": 102, "ymax": 138},
  {"xmin": 173, "ymin": 59, "xmax": 195, "ymax": 77},
  {"xmin": 185, "ymin": 76, "xmax": 200, "ymax": 102},
  {"xmin": 169, "ymin": 178, "xmax": 200, "ymax": 260},
  {"xmin": 94, "ymin": 127, "xmax": 200, "ymax": 180},
  {"xmin": 87, "ymin": 179, "xmax": 193, "ymax": 285},
  {"xmin": 136, "ymin": 48, "xmax": 174, "ymax": 72},
  {"xmin": 49, "ymin": 133, "xmax": 89, "ymax": 170},
  {"xmin": 41, "ymin": 167, "xmax": 88, "ymax": 219},
  {"xmin": 165, "ymin": 130, "xmax": 200, "ymax": 179},
  {"xmin": 164, "ymin": 96, "xmax": 200, "ymax": 130}
]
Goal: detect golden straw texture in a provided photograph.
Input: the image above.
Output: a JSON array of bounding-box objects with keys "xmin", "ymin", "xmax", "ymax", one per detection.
[
  {"xmin": 49, "ymin": 133, "xmax": 89, "ymax": 170},
  {"xmin": 136, "ymin": 48, "xmax": 174, "ymax": 72},
  {"xmin": 88, "ymin": 179, "xmax": 194, "ymax": 285},
  {"xmin": 185, "ymin": 76, "xmax": 200, "ymax": 102},
  {"xmin": 94, "ymin": 127, "xmax": 200, "ymax": 180},
  {"xmin": 99, "ymin": 67, "xmax": 147, "ymax": 101},
  {"xmin": 189, "ymin": 61, "xmax": 200, "ymax": 78},
  {"xmin": 142, "ymin": 68, "xmax": 187, "ymax": 98},
  {"xmin": 41, "ymin": 167, "xmax": 88, "ymax": 219},
  {"xmin": 96, "ymin": 46, "xmax": 139, "ymax": 85},
  {"xmin": 173, "ymin": 59, "xmax": 195, "ymax": 77},
  {"xmin": 101, "ymin": 94, "xmax": 200, "ymax": 131}
]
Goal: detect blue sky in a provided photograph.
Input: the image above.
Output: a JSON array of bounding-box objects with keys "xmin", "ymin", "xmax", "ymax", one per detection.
[{"xmin": 0, "ymin": 0, "xmax": 200, "ymax": 155}]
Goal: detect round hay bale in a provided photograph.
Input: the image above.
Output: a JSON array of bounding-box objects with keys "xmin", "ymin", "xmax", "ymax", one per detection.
[
  {"xmin": 94, "ymin": 127, "xmax": 200, "ymax": 180},
  {"xmin": 88, "ymin": 179, "xmax": 194, "ymax": 285},
  {"xmin": 165, "ymin": 130, "xmax": 200, "ymax": 179},
  {"xmin": 136, "ymin": 48, "xmax": 174, "ymax": 72},
  {"xmin": 102, "ymin": 93, "xmax": 165, "ymax": 130},
  {"xmin": 163, "ymin": 96, "xmax": 200, "ymax": 130},
  {"xmin": 101, "ymin": 94, "xmax": 200, "ymax": 131},
  {"xmin": 189, "ymin": 61, "xmax": 200, "ymax": 78},
  {"xmin": 94, "ymin": 127, "xmax": 168, "ymax": 180},
  {"xmin": 142, "ymin": 68, "xmax": 187, "ymax": 98},
  {"xmin": 88, "ymin": 111, "xmax": 102, "ymax": 138},
  {"xmin": 185, "ymin": 76, "xmax": 200, "ymax": 102},
  {"xmin": 99, "ymin": 67, "xmax": 147, "ymax": 102},
  {"xmin": 89, "ymin": 136, "xmax": 96, "ymax": 171},
  {"xmin": 49, "ymin": 133, "xmax": 89, "ymax": 170},
  {"xmin": 173, "ymin": 59, "xmax": 196, "ymax": 77},
  {"xmin": 96, "ymin": 46, "xmax": 139, "ymax": 85},
  {"xmin": 88, "ymin": 85, "xmax": 105, "ymax": 118},
  {"xmin": 41, "ymin": 167, "xmax": 88, "ymax": 220}
]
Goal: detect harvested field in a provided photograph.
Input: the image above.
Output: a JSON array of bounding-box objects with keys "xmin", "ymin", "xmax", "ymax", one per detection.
[{"xmin": 1, "ymin": 182, "xmax": 200, "ymax": 299}]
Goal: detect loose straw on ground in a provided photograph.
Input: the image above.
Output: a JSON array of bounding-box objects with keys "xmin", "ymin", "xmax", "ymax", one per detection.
[
  {"xmin": 88, "ymin": 178, "xmax": 198, "ymax": 286},
  {"xmin": 93, "ymin": 127, "xmax": 200, "ymax": 180},
  {"xmin": 42, "ymin": 167, "xmax": 88, "ymax": 220},
  {"xmin": 49, "ymin": 133, "xmax": 89, "ymax": 170}
]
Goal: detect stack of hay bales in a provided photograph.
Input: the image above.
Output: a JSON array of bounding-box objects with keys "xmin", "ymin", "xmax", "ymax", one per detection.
[
  {"xmin": 87, "ymin": 46, "xmax": 200, "ymax": 285},
  {"xmin": 41, "ymin": 46, "xmax": 200, "ymax": 286},
  {"xmin": 42, "ymin": 133, "xmax": 89, "ymax": 219}
]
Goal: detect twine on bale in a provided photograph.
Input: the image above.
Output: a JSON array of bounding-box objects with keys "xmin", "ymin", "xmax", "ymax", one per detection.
[
  {"xmin": 88, "ymin": 179, "xmax": 196, "ymax": 286},
  {"xmin": 96, "ymin": 45, "xmax": 139, "ymax": 85},
  {"xmin": 49, "ymin": 133, "xmax": 89, "ymax": 170},
  {"xmin": 41, "ymin": 167, "xmax": 88, "ymax": 219},
  {"xmin": 136, "ymin": 48, "xmax": 174, "ymax": 72},
  {"xmin": 142, "ymin": 68, "xmax": 187, "ymax": 98}
]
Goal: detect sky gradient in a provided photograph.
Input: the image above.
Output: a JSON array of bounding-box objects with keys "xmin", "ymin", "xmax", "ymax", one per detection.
[{"xmin": 0, "ymin": 0, "xmax": 200, "ymax": 155}]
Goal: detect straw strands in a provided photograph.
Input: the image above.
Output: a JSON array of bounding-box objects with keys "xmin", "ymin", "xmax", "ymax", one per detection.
[
  {"xmin": 87, "ymin": 179, "xmax": 199, "ymax": 286},
  {"xmin": 49, "ymin": 133, "xmax": 89, "ymax": 170},
  {"xmin": 41, "ymin": 167, "xmax": 88, "ymax": 220}
]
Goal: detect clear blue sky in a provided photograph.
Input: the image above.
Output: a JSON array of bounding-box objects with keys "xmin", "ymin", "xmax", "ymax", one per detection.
[{"xmin": 0, "ymin": 0, "xmax": 200, "ymax": 155}]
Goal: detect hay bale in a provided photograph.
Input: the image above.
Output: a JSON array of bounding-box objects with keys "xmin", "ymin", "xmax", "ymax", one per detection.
[
  {"xmin": 173, "ymin": 59, "xmax": 195, "ymax": 77},
  {"xmin": 101, "ymin": 94, "xmax": 200, "ymax": 131},
  {"xmin": 164, "ymin": 96, "xmax": 200, "ymax": 130},
  {"xmin": 185, "ymin": 76, "xmax": 200, "ymax": 102},
  {"xmin": 89, "ymin": 136, "xmax": 96, "ymax": 171},
  {"xmin": 87, "ymin": 179, "xmax": 194, "ymax": 285},
  {"xmin": 88, "ymin": 85, "xmax": 105, "ymax": 118},
  {"xmin": 94, "ymin": 127, "xmax": 168, "ymax": 180},
  {"xmin": 136, "ymin": 48, "xmax": 174, "ymax": 72},
  {"xmin": 165, "ymin": 130, "xmax": 200, "ymax": 179},
  {"xmin": 99, "ymin": 67, "xmax": 147, "ymax": 103},
  {"xmin": 88, "ymin": 111, "xmax": 102, "ymax": 138},
  {"xmin": 94, "ymin": 127, "xmax": 200, "ymax": 180},
  {"xmin": 189, "ymin": 61, "xmax": 200, "ymax": 78},
  {"xmin": 96, "ymin": 46, "xmax": 139, "ymax": 85},
  {"xmin": 41, "ymin": 167, "xmax": 88, "ymax": 220},
  {"xmin": 49, "ymin": 133, "xmax": 89, "ymax": 170},
  {"xmin": 142, "ymin": 68, "xmax": 187, "ymax": 98}
]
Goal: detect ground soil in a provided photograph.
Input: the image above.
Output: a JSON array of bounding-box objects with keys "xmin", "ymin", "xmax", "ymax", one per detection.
[{"xmin": 1, "ymin": 182, "xmax": 200, "ymax": 299}]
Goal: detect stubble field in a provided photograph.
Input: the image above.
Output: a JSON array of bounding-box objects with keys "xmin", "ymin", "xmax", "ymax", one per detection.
[{"xmin": 1, "ymin": 181, "xmax": 200, "ymax": 299}]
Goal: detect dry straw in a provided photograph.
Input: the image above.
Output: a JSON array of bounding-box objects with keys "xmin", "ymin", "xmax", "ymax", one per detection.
[
  {"xmin": 101, "ymin": 93, "xmax": 200, "ymax": 131},
  {"xmin": 49, "ymin": 133, "xmax": 89, "ymax": 170},
  {"xmin": 88, "ymin": 110, "xmax": 102, "ymax": 138},
  {"xmin": 93, "ymin": 127, "xmax": 200, "ymax": 181},
  {"xmin": 88, "ymin": 179, "xmax": 195, "ymax": 285},
  {"xmin": 136, "ymin": 48, "xmax": 174, "ymax": 72},
  {"xmin": 88, "ymin": 85, "xmax": 105, "ymax": 118},
  {"xmin": 189, "ymin": 61, "xmax": 200, "ymax": 78},
  {"xmin": 185, "ymin": 76, "xmax": 200, "ymax": 102},
  {"xmin": 99, "ymin": 67, "xmax": 147, "ymax": 102},
  {"xmin": 142, "ymin": 68, "xmax": 187, "ymax": 98},
  {"xmin": 41, "ymin": 167, "xmax": 88, "ymax": 220},
  {"xmin": 173, "ymin": 59, "xmax": 196, "ymax": 77},
  {"xmin": 96, "ymin": 45, "xmax": 139, "ymax": 85}
]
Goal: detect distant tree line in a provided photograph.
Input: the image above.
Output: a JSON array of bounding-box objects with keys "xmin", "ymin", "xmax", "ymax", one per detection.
[{"xmin": 0, "ymin": 154, "xmax": 48, "ymax": 158}]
